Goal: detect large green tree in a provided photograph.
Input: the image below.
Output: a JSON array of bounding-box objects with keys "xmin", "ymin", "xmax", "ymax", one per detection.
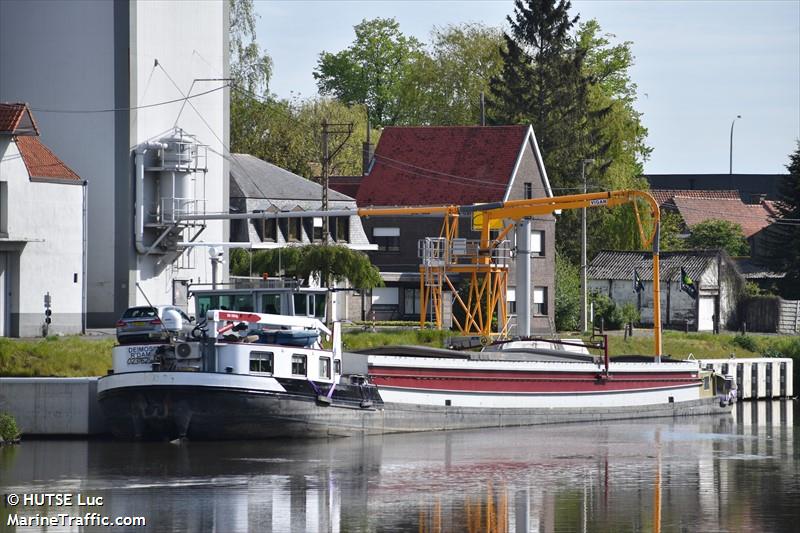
[
  {"xmin": 409, "ymin": 23, "xmax": 505, "ymax": 125},
  {"xmin": 685, "ymin": 219, "xmax": 750, "ymax": 256},
  {"xmin": 314, "ymin": 18, "xmax": 425, "ymax": 127},
  {"xmin": 764, "ymin": 142, "xmax": 800, "ymax": 298}
]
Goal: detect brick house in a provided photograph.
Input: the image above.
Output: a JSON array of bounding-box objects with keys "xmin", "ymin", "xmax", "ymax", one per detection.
[{"xmin": 332, "ymin": 126, "xmax": 556, "ymax": 334}]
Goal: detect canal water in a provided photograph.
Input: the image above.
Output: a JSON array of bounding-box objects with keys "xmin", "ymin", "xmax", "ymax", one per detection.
[{"xmin": 1, "ymin": 401, "xmax": 797, "ymax": 532}]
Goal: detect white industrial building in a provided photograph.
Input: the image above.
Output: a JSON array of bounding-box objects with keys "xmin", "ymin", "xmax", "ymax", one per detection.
[
  {"xmin": 0, "ymin": 103, "xmax": 85, "ymax": 336},
  {"xmin": 0, "ymin": 0, "xmax": 229, "ymax": 327}
]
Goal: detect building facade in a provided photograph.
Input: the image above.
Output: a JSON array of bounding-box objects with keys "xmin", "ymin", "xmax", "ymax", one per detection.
[
  {"xmin": 0, "ymin": 104, "xmax": 84, "ymax": 336},
  {"xmin": 337, "ymin": 126, "xmax": 556, "ymax": 334},
  {"xmin": 588, "ymin": 250, "xmax": 745, "ymax": 332},
  {"xmin": 0, "ymin": 0, "xmax": 229, "ymax": 326}
]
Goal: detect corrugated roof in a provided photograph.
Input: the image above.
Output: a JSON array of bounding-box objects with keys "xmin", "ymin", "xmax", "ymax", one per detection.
[
  {"xmin": 588, "ymin": 250, "xmax": 722, "ymax": 281},
  {"xmin": 671, "ymin": 196, "xmax": 771, "ymax": 237},
  {"xmin": 0, "ymin": 102, "xmax": 39, "ymax": 136},
  {"xmin": 732, "ymin": 258, "xmax": 786, "ymax": 280},
  {"xmin": 355, "ymin": 126, "xmax": 530, "ymax": 206},
  {"xmin": 16, "ymin": 136, "xmax": 81, "ymax": 182},
  {"xmin": 230, "ymin": 154, "xmax": 353, "ymax": 202}
]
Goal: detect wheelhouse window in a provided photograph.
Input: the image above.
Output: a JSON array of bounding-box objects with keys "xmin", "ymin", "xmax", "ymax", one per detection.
[
  {"xmin": 319, "ymin": 357, "xmax": 331, "ymax": 379},
  {"xmin": 249, "ymin": 351, "xmax": 274, "ymax": 374},
  {"xmin": 292, "ymin": 354, "xmax": 307, "ymax": 376},
  {"xmin": 261, "ymin": 294, "xmax": 281, "ymax": 314},
  {"xmin": 533, "ymin": 287, "xmax": 548, "ymax": 315},
  {"xmin": 373, "ymin": 227, "xmax": 400, "ymax": 252},
  {"xmin": 293, "ymin": 293, "xmax": 309, "ymax": 316},
  {"xmin": 334, "ymin": 359, "xmax": 341, "ymax": 376}
]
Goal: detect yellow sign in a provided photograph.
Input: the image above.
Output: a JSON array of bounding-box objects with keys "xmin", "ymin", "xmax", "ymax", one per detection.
[{"xmin": 472, "ymin": 210, "xmax": 503, "ymax": 231}]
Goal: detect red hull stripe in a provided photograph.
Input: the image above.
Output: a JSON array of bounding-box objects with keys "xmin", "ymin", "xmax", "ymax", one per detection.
[{"xmin": 368, "ymin": 367, "xmax": 699, "ymax": 394}]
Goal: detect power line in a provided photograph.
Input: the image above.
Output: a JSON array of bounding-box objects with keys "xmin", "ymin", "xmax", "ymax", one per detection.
[{"xmin": 30, "ymin": 84, "xmax": 230, "ymax": 114}]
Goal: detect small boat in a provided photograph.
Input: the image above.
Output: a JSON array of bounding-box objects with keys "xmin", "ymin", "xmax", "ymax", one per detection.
[{"xmin": 97, "ymin": 311, "xmax": 733, "ymax": 440}]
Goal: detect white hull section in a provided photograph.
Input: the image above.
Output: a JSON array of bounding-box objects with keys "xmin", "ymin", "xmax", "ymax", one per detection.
[
  {"xmin": 97, "ymin": 371, "xmax": 286, "ymax": 395},
  {"xmin": 378, "ymin": 383, "xmax": 701, "ymax": 409}
]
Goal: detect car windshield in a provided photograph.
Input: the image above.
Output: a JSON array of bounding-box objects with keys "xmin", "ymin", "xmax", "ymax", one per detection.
[{"xmin": 122, "ymin": 307, "xmax": 158, "ymax": 319}]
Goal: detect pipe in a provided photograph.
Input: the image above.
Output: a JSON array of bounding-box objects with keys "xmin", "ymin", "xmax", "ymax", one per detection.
[
  {"xmin": 134, "ymin": 142, "xmax": 167, "ymax": 254},
  {"xmin": 176, "ymin": 242, "xmax": 253, "ymax": 248},
  {"xmin": 81, "ymin": 179, "xmax": 88, "ymax": 334},
  {"xmin": 516, "ymin": 219, "xmax": 531, "ymax": 337}
]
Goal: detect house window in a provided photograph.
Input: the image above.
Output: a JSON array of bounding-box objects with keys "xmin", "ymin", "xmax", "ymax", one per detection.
[
  {"xmin": 319, "ymin": 357, "xmax": 331, "ymax": 379},
  {"xmin": 507, "ymin": 288, "xmax": 516, "ymax": 314},
  {"xmin": 335, "ymin": 217, "xmax": 350, "ymax": 242},
  {"xmin": 524, "ymin": 182, "xmax": 532, "ymax": 200},
  {"xmin": 249, "ymin": 351, "xmax": 274, "ymax": 374},
  {"xmin": 531, "ymin": 230, "xmax": 544, "ymax": 256},
  {"xmin": 0, "ymin": 182, "xmax": 7, "ymax": 236},
  {"xmin": 312, "ymin": 217, "xmax": 324, "ymax": 242},
  {"xmin": 533, "ymin": 287, "xmax": 548, "ymax": 315},
  {"xmin": 372, "ymin": 287, "xmax": 399, "ymax": 305},
  {"xmin": 405, "ymin": 288, "xmax": 421, "ymax": 315},
  {"xmin": 286, "ymin": 218, "xmax": 302, "ymax": 242},
  {"xmin": 373, "ymin": 227, "xmax": 400, "ymax": 252},
  {"xmin": 292, "ymin": 354, "xmax": 307, "ymax": 376},
  {"xmin": 259, "ymin": 218, "xmax": 277, "ymax": 242}
]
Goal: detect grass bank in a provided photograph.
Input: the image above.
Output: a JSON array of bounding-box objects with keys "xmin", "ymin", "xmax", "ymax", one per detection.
[{"xmin": 0, "ymin": 336, "xmax": 114, "ymax": 377}]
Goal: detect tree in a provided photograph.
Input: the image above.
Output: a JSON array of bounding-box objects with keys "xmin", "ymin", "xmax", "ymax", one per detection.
[
  {"xmin": 554, "ymin": 252, "xmax": 580, "ymax": 331},
  {"xmin": 410, "ymin": 23, "xmax": 505, "ymax": 125},
  {"xmin": 685, "ymin": 219, "xmax": 750, "ymax": 256},
  {"xmin": 230, "ymin": 246, "xmax": 383, "ymax": 290},
  {"xmin": 314, "ymin": 18, "xmax": 425, "ymax": 127},
  {"xmin": 764, "ymin": 142, "xmax": 800, "ymax": 298},
  {"xmin": 229, "ymin": 0, "xmax": 272, "ymax": 95}
]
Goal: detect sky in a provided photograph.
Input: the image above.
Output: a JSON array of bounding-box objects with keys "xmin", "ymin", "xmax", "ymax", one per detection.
[{"xmin": 254, "ymin": 0, "xmax": 800, "ymax": 176}]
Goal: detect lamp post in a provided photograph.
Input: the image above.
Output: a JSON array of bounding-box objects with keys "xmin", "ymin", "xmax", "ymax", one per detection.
[
  {"xmin": 729, "ymin": 115, "xmax": 741, "ymax": 174},
  {"xmin": 580, "ymin": 158, "xmax": 595, "ymax": 333}
]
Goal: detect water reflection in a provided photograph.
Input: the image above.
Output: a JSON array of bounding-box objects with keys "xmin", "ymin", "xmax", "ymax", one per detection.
[{"xmin": 0, "ymin": 401, "xmax": 796, "ymax": 532}]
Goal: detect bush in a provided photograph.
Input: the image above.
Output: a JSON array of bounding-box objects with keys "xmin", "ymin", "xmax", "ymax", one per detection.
[
  {"xmin": 589, "ymin": 293, "xmax": 637, "ymax": 330},
  {"xmin": 733, "ymin": 334, "xmax": 760, "ymax": 352},
  {"xmin": 0, "ymin": 413, "xmax": 20, "ymax": 442}
]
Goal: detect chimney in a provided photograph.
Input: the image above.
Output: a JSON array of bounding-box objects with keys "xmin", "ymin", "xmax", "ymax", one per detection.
[{"xmin": 362, "ymin": 114, "xmax": 374, "ymax": 176}]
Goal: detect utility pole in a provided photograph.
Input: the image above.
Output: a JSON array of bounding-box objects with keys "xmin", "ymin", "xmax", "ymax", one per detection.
[
  {"xmin": 320, "ymin": 120, "xmax": 353, "ymax": 243},
  {"xmin": 580, "ymin": 159, "xmax": 595, "ymax": 332}
]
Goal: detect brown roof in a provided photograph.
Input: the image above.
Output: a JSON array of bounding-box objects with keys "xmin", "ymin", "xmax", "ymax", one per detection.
[
  {"xmin": 328, "ymin": 176, "xmax": 363, "ymax": 198},
  {"xmin": 651, "ymin": 189, "xmax": 740, "ymax": 207},
  {"xmin": 356, "ymin": 126, "xmax": 533, "ymax": 206},
  {"xmin": 16, "ymin": 136, "xmax": 81, "ymax": 182},
  {"xmin": 670, "ymin": 196, "xmax": 771, "ymax": 237},
  {"xmin": 0, "ymin": 102, "xmax": 39, "ymax": 136}
]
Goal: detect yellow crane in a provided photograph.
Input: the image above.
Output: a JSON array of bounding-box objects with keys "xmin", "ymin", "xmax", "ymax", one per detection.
[{"xmin": 356, "ymin": 189, "xmax": 662, "ymax": 356}]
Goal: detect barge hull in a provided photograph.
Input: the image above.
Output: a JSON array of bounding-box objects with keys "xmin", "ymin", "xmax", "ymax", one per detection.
[{"xmin": 98, "ymin": 385, "xmax": 730, "ymax": 440}]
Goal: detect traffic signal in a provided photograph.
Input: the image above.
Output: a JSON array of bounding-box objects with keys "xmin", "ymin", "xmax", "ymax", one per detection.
[{"xmin": 45, "ymin": 308, "xmax": 52, "ymax": 325}]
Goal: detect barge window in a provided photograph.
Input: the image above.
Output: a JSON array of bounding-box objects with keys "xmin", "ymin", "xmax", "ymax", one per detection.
[
  {"xmin": 250, "ymin": 351, "xmax": 274, "ymax": 374},
  {"xmin": 334, "ymin": 359, "xmax": 341, "ymax": 375},
  {"xmin": 319, "ymin": 357, "xmax": 331, "ymax": 379},
  {"xmin": 292, "ymin": 354, "xmax": 307, "ymax": 376},
  {"xmin": 314, "ymin": 294, "xmax": 326, "ymax": 319},
  {"xmin": 294, "ymin": 293, "xmax": 309, "ymax": 316},
  {"xmin": 262, "ymin": 294, "xmax": 281, "ymax": 314}
]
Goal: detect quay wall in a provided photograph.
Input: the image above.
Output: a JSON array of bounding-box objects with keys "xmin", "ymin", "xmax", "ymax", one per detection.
[{"xmin": 0, "ymin": 377, "xmax": 107, "ymax": 435}]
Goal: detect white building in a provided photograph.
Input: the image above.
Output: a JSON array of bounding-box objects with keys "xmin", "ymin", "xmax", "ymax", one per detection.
[
  {"xmin": 0, "ymin": 103, "xmax": 85, "ymax": 336},
  {"xmin": 587, "ymin": 250, "xmax": 745, "ymax": 332},
  {"xmin": 0, "ymin": 1, "xmax": 229, "ymax": 326}
]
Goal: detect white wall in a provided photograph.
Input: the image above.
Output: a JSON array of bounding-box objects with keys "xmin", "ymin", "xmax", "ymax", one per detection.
[
  {"xmin": 130, "ymin": 0, "xmax": 228, "ymax": 312},
  {"xmin": 0, "ymin": 139, "xmax": 83, "ymax": 336}
]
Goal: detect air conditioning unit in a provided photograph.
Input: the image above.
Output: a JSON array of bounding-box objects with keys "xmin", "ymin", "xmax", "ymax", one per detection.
[{"xmin": 175, "ymin": 342, "xmax": 202, "ymax": 360}]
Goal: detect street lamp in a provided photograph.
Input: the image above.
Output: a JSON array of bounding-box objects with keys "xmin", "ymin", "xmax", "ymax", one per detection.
[
  {"xmin": 580, "ymin": 158, "xmax": 595, "ymax": 333},
  {"xmin": 729, "ymin": 115, "xmax": 741, "ymax": 174}
]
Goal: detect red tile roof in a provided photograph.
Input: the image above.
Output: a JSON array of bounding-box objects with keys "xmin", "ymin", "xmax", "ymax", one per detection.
[
  {"xmin": 16, "ymin": 136, "xmax": 81, "ymax": 182},
  {"xmin": 650, "ymin": 189, "xmax": 740, "ymax": 206},
  {"xmin": 670, "ymin": 196, "xmax": 771, "ymax": 237},
  {"xmin": 356, "ymin": 126, "xmax": 531, "ymax": 206},
  {"xmin": 328, "ymin": 175, "xmax": 362, "ymax": 199},
  {"xmin": 0, "ymin": 102, "xmax": 39, "ymax": 136}
]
